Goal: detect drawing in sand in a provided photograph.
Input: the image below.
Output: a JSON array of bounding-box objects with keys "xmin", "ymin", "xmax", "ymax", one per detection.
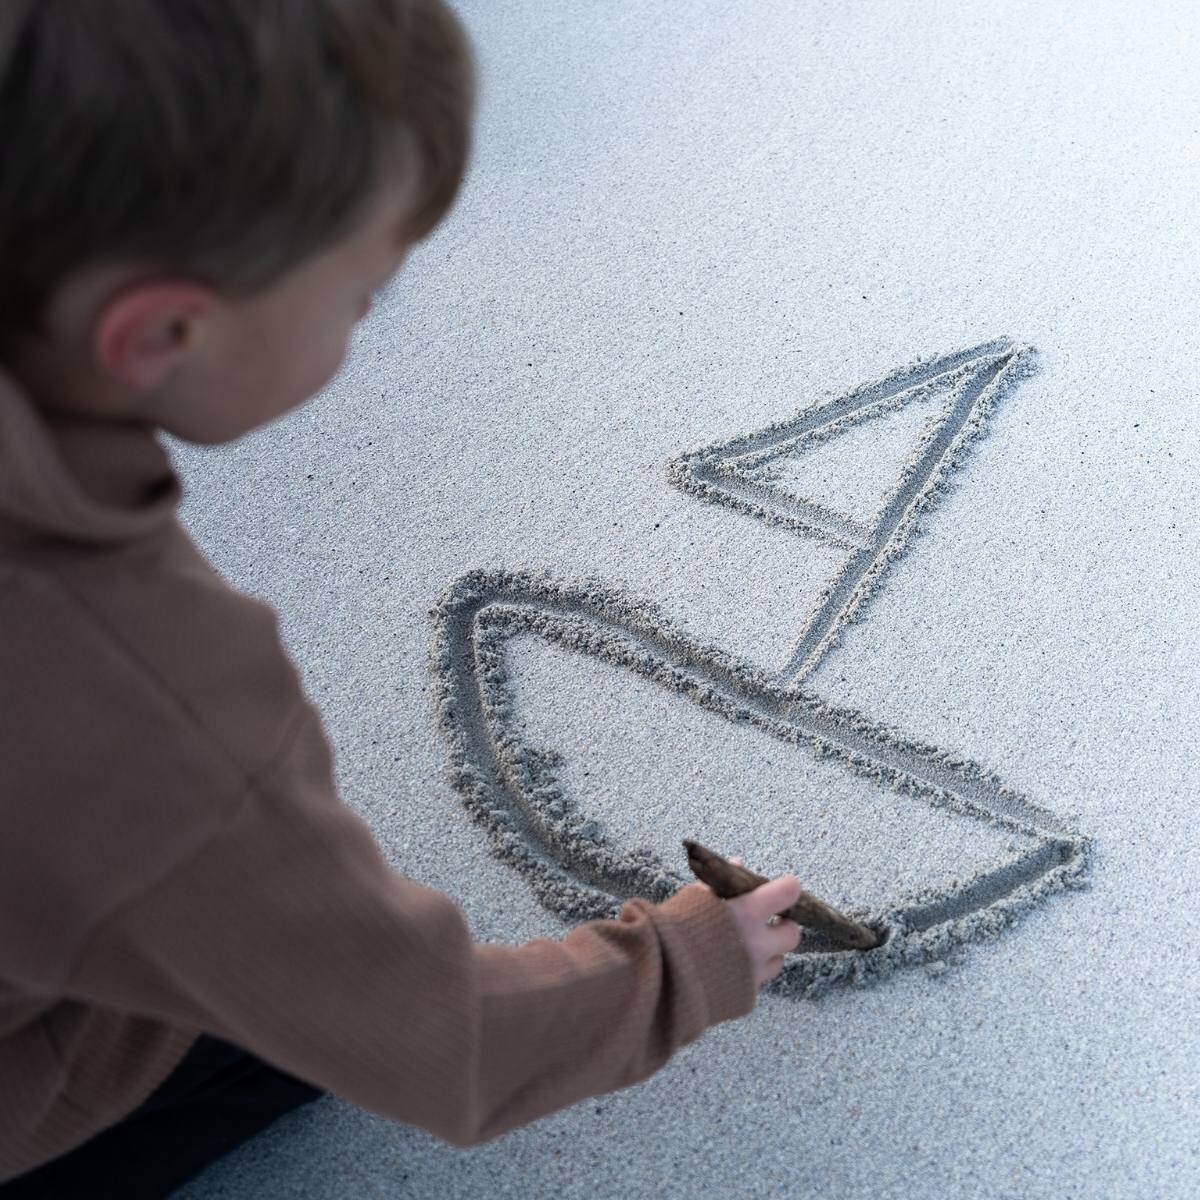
[{"xmin": 431, "ymin": 338, "xmax": 1090, "ymax": 997}]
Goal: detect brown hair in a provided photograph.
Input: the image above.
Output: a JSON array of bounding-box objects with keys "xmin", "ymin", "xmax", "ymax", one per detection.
[{"xmin": 0, "ymin": 0, "xmax": 475, "ymax": 345}]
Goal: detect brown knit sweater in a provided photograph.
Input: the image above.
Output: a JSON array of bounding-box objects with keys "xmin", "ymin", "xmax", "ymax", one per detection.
[{"xmin": 0, "ymin": 369, "xmax": 757, "ymax": 1182}]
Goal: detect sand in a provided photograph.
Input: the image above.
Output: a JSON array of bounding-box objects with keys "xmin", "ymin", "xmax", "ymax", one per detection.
[{"xmin": 169, "ymin": 0, "xmax": 1199, "ymax": 1196}]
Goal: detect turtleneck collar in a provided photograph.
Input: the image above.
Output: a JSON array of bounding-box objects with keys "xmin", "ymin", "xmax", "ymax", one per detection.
[{"xmin": 0, "ymin": 367, "xmax": 181, "ymax": 548}]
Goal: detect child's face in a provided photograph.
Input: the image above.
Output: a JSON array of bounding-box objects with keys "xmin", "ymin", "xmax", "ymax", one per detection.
[{"xmin": 151, "ymin": 171, "xmax": 419, "ymax": 444}]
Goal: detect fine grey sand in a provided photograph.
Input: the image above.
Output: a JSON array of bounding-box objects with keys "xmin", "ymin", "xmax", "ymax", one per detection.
[
  {"xmin": 503, "ymin": 632, "xmax": 1039, "ymax": 919},
  {"xmin": 764, "ymin": 398, "xmax": 940, "ymax": 527},
  {"xmin": 170, "ymin": 0, "xmax": 1199, "ymax": 1196}
]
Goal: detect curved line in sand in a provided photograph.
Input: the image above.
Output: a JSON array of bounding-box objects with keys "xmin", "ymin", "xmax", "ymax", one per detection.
[{"xmin": 431, "ymin": 571, "xmax": 1090, "ymax": 999}]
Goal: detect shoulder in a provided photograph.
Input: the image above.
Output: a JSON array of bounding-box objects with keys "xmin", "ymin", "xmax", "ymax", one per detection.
[
  {"xmin": 0, "ymin": 533, "xmax": 318, "ymax": 986},
  {"xmin": 13, "ymin": 528, "xmax": 312, "ymax": 780}
]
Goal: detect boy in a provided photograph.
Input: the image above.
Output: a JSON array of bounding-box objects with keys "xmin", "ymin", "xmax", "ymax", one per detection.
[{"xmin": 0, "ymin": 2, "xmax": 804, "ymax": 1196}]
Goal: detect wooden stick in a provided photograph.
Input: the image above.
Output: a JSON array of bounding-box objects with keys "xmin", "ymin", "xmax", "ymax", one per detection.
[{"xmin": 682, "ymin": 839, "xmax": 883, "ymax": 950}]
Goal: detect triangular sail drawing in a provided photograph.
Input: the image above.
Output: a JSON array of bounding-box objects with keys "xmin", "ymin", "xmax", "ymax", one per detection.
[{"xmin": 667, "ymin": 338, "xmax": 1034, "ymax": 682}]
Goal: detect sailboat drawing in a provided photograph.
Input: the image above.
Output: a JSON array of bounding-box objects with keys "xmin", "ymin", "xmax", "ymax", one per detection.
[{"xmin": 430, "ymin": 338, "xmax": 1089, "ymax": 997}]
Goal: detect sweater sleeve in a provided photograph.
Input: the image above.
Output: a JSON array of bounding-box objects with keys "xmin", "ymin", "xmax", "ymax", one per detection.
[{"xmin": 62, "ymin": 702, "xmax": 758, "ymax": 1147}]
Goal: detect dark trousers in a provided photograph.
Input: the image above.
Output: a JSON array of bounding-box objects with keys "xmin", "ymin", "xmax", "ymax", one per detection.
[{"xmin": 1, "ymin": 1036, "xmax": 324, "ymax": 1199}]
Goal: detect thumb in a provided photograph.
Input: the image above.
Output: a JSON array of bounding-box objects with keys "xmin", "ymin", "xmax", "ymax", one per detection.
[{"xmin": 749, "ymin": 874, "xmax": 802, "ymax": 920}]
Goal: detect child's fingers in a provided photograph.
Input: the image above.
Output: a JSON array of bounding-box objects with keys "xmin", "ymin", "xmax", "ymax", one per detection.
[
  {"xmin": 749, "ymin": 873, "xmax": 802, "ymax": 921},
  {"xmin": 768, "ymin": 918, "xmax": 802, "ymax": 956}
]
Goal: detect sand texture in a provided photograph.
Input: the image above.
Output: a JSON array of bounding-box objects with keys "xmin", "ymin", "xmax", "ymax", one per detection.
[{"xmin": 170, "ymin": 1, "xmax": 1199, "ymax": 1196}]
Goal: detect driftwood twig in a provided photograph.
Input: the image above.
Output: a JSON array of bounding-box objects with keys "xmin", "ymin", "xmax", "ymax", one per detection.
[{"xmin": 683, "ymin": 839, "xmax": 883, "ymax": 950}]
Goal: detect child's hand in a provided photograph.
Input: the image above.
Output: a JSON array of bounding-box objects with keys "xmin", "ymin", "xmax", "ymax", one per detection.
[{"xmin": 712, "ymin": 856, "xmax": 803, "ymax": 988}]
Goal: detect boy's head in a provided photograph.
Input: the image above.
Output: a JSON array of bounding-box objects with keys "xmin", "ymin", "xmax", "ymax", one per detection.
[{"xmin": 0, "ymin": 0, "xmax": 475, "ymax": 443}]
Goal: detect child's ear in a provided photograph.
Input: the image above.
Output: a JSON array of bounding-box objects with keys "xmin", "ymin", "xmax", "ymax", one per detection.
[{"xmin": 93, "ymin": 279, "xmax": 217, "ymax": 392}]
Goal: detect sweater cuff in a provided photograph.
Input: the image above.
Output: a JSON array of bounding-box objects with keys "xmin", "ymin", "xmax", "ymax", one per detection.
[{"xmin": 651, "ymin": 882, "xmax": 758, "ymax": 1027}]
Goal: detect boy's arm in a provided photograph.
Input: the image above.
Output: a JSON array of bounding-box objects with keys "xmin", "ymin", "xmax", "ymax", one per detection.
[{"xmin": 62, "ymin": 703, "xmax": 757, "ymax": 1147}]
